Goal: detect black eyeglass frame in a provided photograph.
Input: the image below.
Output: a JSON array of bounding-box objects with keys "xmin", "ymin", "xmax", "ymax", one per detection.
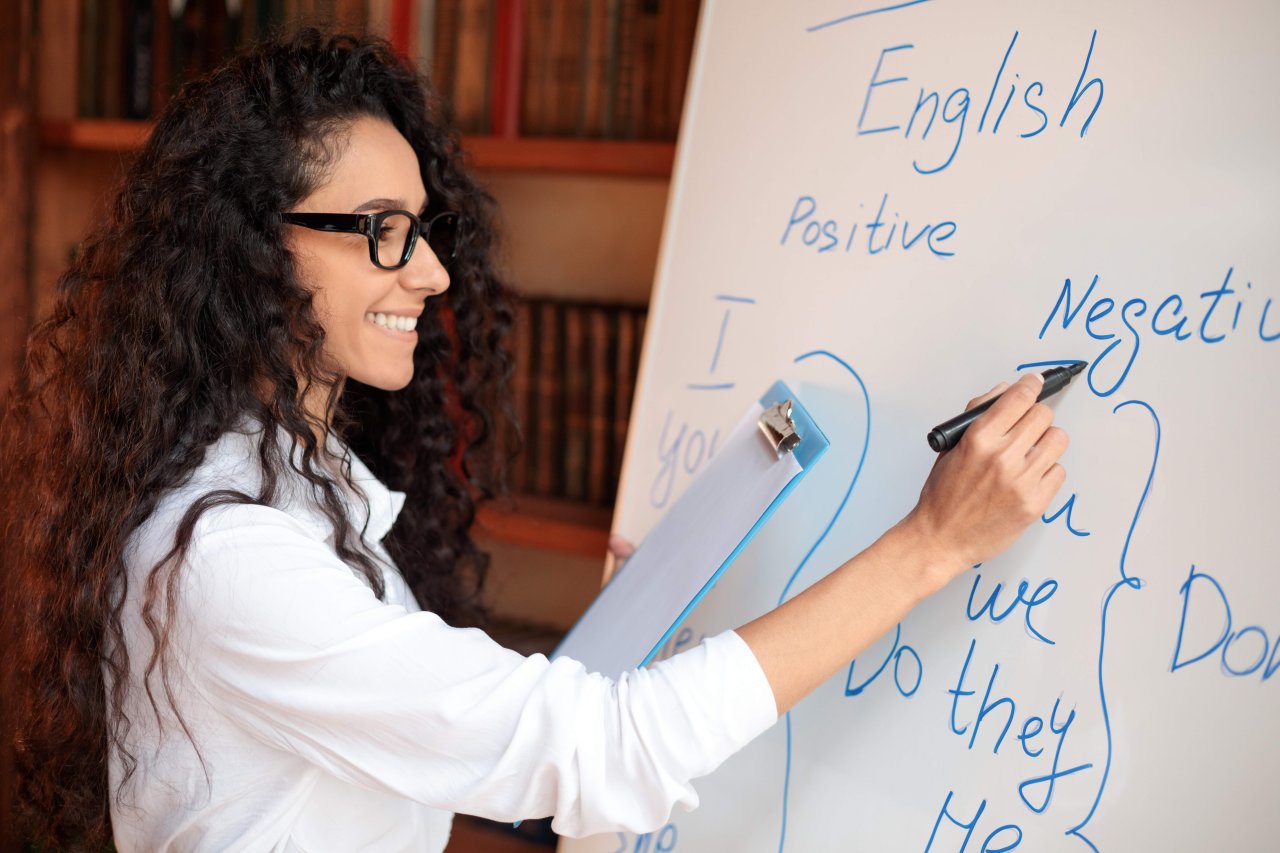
[{"xmin": 280, "ymin": 209, "xmax": 460, "ymax": 270}]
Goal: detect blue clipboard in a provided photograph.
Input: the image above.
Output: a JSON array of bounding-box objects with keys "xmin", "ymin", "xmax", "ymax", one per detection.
[{"xmin": 552, "ymin": 380, "xmax": 829, "ymax": 678}]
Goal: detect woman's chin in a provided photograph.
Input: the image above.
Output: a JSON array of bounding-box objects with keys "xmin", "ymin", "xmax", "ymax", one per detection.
[{"xmin": 355, "ymin": 368, "xmax": 414, "ymax": 393}]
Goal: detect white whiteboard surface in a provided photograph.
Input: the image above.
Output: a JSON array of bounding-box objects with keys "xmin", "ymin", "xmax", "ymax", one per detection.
[{"xmin": 561, "ymin": 2, "xmax": 1278, "ymax": 851}]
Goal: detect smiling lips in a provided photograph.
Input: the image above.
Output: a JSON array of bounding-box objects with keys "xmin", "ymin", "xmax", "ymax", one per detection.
[{"xmin": 365, "ymin": 311, "xmax": 418, "ymax": 333}]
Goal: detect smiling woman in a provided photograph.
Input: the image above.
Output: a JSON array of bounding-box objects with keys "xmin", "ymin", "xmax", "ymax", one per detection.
[
  {"xmin": 0, "ymin": 24, "xmax": 1069, "ymax": 853},
  {"xmin": 0, "ymin": 29, "xmax": 519, "ymax": 851},
  {"xmin": 283, "ymin": 116, "xmax": 453, "ymax": 394}
]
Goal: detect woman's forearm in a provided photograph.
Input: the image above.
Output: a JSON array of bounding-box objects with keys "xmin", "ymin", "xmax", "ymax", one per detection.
[{"xmin": 736, "ymin": 517, "xmax": 952, "ymax": 715}]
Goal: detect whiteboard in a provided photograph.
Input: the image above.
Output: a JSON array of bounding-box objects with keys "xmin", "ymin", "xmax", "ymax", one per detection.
[{"xmin": 561, "ymin": 1, "xmax": 1279, "ymax": 851}]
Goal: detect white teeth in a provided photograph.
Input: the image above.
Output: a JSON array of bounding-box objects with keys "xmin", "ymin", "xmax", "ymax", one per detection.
[{"xmin": 365, "ymin": 312, "xmax": 417, "ymax": 332}]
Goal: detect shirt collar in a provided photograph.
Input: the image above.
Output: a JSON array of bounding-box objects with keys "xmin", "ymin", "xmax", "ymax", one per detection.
[
  {"xmin": 213, "ymin": 416, "xmax": 407, "ymax": 544},
  {"xmin": 329, "ymin": 433, "xmax": 407, "ymax": 544}
]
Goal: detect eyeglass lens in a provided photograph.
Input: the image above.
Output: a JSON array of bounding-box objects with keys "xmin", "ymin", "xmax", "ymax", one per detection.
[{"xmin": 376, "ymin": 211, "xmax": 459, "ymax": 269}]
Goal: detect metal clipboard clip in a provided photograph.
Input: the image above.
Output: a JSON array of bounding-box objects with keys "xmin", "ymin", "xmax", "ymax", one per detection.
[{"xmin": 758, "ymin": 399, "xmax": 801, "ymax": 457}]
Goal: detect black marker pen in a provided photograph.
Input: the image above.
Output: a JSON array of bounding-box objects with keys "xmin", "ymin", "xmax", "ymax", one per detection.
[{"xmin": 927, "ymin": 362, "xmax": 1088, "ymax": 453}]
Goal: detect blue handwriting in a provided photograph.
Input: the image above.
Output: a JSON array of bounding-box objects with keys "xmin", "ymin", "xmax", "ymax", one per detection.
[
  {"xmin": 1037, "ymin": 268, "xmax": 1278, "ymax": 397},
  {"xmin": 947, "ymin": 639, "xmax": 1092, "ymax": 813},
  {"xmin": 965, "ymin": 572, "xmax": 1059, "ymax": 646},
  {"xmin": 858, "ymin": 30, "xmax": 1103, "ymax": 175},
  {"xmin": 780, "ymin": 194, "xmax": 957, "ymax": 258},
  {"xmin": 1172, "ymin": 564, "xmax": 1279, "ymax": 682},
  {"xmin": 611, "ymin": 824, "xmax": 677, "ymax": 853},
  {"xmin": 649, "ymin": 411, "xmax": 721, "ymax": 509},
  {"xmin": 925, "ymin": 790, "xmax": 1023, "ymax": 852},
  {"xmin": 845, "ymin": 622, "xmax": 923, "ymax": 698}
]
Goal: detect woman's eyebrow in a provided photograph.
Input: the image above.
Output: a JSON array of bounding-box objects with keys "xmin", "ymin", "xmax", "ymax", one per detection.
[
  {"xmin": 352, "ymin": 197, "xmax": 403, "ymax": 213},
  {"xmin": 352, "ymin": 195, "xmax": 430, "ymax": 214}
]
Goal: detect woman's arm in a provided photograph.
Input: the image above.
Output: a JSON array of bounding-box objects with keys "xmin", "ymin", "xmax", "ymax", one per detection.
[{"xmin": 737, "ymin": 372, "xmax": 1068, "ymax": 714}]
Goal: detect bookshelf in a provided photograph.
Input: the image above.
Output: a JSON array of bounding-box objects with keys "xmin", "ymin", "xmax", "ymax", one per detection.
[{"xmin": 38, "ymin": 118, "xmax": 676, "ymax": 178}]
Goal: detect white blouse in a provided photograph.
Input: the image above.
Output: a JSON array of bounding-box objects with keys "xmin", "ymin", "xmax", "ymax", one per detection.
[{"xmin": 109, "ymin": 422, "xmax": 778, "ymax": 852}]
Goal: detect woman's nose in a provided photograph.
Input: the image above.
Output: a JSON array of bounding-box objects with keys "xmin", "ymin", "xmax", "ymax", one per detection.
[{"xmin": 399, "ymin": 239, "xmax": 450, "ymax": 296}]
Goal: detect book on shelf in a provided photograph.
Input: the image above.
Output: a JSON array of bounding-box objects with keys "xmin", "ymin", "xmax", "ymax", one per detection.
[
  {"xmin": 508, "ymin": 298, "xmax": 533, "ymax": 494},
  {"xmin": 517, "ymin": 0, "xmax": 549, "ymax": 135},
  {"xmin": 430, "ymin": 0, "xmax": 457, "ymax": 107},
  {"xmin": 546, "ymin": 0, "xmax": 585, "ymax": 138},
  {"xmin": 612, "ymin": 306, "xmax": 636, "ymax": 496},
  {"xmin": 561, "ymin": 302, "xmax": 587, "ymax": 502},
  {"xmin": 533, "ymin": 300, "xmax": 562, "ymax": 497},
  {"xmin": 502, "ymin": 296, "xmax": 645, "ymax": 510},
  {"xmin": 578, "ymin": 0, "xmax": 614, "ymax": 138},
  {"xmin": 77, "ymin": 0, "xmax": 103, "ymax": 118},
  {"xmin": 487, "ymin": 0, "xmax": 522, "ymax": 136},
  {"xmin": 389, "ymin": 0, "xmax": 414, "ymax": 58},
  {"xmin": 585, "ymin": 305, "xmax": 613, "ymax": 505},
  {"xmin": 450, "ymin": 0, "xmax": 493, "ymax": 133}
]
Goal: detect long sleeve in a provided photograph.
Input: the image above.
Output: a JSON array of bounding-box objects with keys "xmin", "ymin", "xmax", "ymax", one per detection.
[{"xmin": 175, "ymin": 502, "xmax": 778, "ymax": 838}]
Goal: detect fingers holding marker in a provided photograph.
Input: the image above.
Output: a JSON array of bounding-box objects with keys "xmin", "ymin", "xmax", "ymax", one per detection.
[
  {"xmin": 973, "ymin": 372, "xmax": 1045, "ymax": 440},
  {"xmin": 1026, "ymin": 424, "xmax": 1070, "ymax": 476},
  {"xmin": 1006, "ymin": 401, "xmax": 1057, "ymax": 456},
  {"xmin": 930, "ymin": 363, "xmax": 1086, "ymax": 454},
  {"xmin": 912, "ymin": 367, "xmax": 1079, "ymax": 573},
  {"xmin": 966, "ymin": 381, "xmax": 1010, "ymax": 412}
]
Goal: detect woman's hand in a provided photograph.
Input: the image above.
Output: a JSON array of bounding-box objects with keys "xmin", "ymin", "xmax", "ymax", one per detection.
[
  {"xmin": 900, "ymin": 371, "xmax": 1069, "ymax": 594},
  {"xmin": 607, "ymin": 535, "xmax": 636, "ymax": 564},
  {"xmin": 737, "ymin": 371, "xmax": 1071, "ymax": 714},
  {"xmin": 603, "ymin": 534, "xmax": 637, "ymax": 583}
]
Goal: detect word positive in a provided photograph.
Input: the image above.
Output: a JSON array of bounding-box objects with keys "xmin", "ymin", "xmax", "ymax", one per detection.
[{"xmin": 780, "ymin": 193, "xmax": 957, "ymax": 259}]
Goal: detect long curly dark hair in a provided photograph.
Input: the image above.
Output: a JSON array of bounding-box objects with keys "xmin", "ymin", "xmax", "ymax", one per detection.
[{"xmin": 0, "ymin": 29, "xmax": 515, "ymax": 849}]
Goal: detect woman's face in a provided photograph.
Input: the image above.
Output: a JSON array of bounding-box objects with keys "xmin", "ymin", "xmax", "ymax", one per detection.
[{"xmin": 286, "ymin": 115, "xmax": 450, "ymax": 392}]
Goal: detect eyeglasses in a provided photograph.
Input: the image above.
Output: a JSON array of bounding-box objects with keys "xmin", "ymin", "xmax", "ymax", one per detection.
[{"xmin": 281, "ymin": 209, "xmax": 461, "ymax": 270}]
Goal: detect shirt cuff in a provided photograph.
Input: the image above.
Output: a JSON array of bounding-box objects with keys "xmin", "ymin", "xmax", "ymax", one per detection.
[{"xmin": 713, "ymin": 629, "xmax": 780, "ymax": 739}]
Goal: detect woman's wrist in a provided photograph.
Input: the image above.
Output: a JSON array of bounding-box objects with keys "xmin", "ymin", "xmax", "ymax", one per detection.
[{"xmin": 878, "ymin": 510, "xmax": 970, "ymax": 601}]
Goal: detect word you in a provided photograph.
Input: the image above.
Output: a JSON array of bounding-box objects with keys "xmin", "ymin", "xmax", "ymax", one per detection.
[
  {"xmin": 1172, "ymin": 565, "xmax": 1278, "ymax": 682},
  {"xmin": 858, "ymin": 30, "xmax": 1105, "ymax": 175},
  {"xmin": 780, "ymin": 193, "xmax": 957, "ymax": 259},
  {"xmin": 649, "ymin": 411, "xmax": 721, "ymax": 509},
  {"xmin": 1039, "ymin": 268, "xmax": 1278, "ymax": 396}
]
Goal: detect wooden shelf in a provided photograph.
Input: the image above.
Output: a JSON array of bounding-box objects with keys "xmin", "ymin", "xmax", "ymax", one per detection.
[
  {"xmin": 38, "ymin": 119, "xmax": 675, "ymax": 177},
  {"xmin": 39, "ymin": 118, "xmax": 151, "ymax": 151},
  {"xmin": 475, "ymin": 494, "xmax": 612, "ymax": 559},
  {"xmin": 461, "ymin": 135, "xmax": 674, "ymax": 177}
]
